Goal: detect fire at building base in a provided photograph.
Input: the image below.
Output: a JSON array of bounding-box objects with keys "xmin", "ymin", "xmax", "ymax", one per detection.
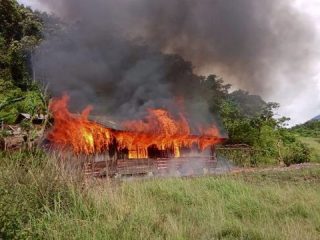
[
  {"xmin": 46, "ymin": 95, "xmax": 225, "ymax": 178},
  {"xmin": 82, "ymin": 142, "xmax": 219, "ymax": 178}
]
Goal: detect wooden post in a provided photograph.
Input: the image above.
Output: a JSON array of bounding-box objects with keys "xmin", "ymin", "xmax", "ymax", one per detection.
[
  {"xmin": 136, "ymin": 145, "xmax": 139, "ymax": 159},
  {"xmin": 211, "ymin": 145, "xmax": 216, "ymax": 160},
  {"xmin": 105, "ymin": 152, "xmax": 109, "ymax": 178},
  {"xmin": 4, "ymin": 138, "xmax": 7, "ymax": 151}
]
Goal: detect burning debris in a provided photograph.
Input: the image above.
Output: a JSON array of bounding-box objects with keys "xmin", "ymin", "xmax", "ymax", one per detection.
[
  {"xmin": 0, "ymin": 114, "xmax": 48, "ymax": 151},
  {"xmin": 47, "ymin": 95, "xmax": 224, "ymax": 177}
]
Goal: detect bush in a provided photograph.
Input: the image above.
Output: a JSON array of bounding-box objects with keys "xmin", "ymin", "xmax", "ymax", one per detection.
[
  {"xmin": 216, "ymin": 148, "xmax": 252, "ymax": 167},
  {"xmin": 283, "ymin": 142, "xmax": 311, "ymax": 166}
]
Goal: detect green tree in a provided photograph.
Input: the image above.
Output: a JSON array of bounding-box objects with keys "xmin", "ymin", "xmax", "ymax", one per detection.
[
  {"xmin": 229, "ymin": 90, "xmax": 267, "ymax": 117},
  {"xmin": 0, "ymin": 0, "xmax": 44, "ymax": 123},
  {"xmin": 200, "ymin": 74, "xmax": 231, "ymax": 113}
]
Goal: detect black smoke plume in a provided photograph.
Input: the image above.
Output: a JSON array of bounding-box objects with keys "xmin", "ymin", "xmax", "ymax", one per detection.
[{"xmin": 35, "ymin": 0, "xmax": 318, "ymax": 124}]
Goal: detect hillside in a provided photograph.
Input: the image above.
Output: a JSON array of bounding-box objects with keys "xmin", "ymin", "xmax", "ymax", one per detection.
[
  {"xmin": 312, "ymin": 115, "xmax": 320, "ymax": 121},
  {"xmin": 292, "ymin": 119, "xmax": 320, "ymax": 137}
]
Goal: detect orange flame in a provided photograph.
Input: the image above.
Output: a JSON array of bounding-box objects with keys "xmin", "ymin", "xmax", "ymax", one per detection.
[
  {"xmin": 48, "ymin": 95, "xmax": 222, "ymax": 157},
  {"xmin": 48, "ymin": 95, "xmax": 113, "ymax": 155}
]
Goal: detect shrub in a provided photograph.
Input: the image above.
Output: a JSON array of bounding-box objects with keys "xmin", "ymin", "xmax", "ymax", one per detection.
[{"xmin": 283, "ymin": 142, "xmax": 311, "ymax": 166}]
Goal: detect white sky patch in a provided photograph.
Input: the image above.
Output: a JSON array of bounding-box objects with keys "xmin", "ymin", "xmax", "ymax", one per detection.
[
  {"xmin": 18, "ymin": 0, "xmax": 50, "ymax": 12},
  {"xmin": 282, "ymin": 0, "xmax": 320, "ymax": 125},
  {"xmin": 17, "ymin": 0, "xmax": 320, "ymax": 125}
]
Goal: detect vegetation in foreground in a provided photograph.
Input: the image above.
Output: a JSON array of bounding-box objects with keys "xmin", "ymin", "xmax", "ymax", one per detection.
[{"xmin": 1, "ymin": 150, "xmax": 320, "ymax": 240}]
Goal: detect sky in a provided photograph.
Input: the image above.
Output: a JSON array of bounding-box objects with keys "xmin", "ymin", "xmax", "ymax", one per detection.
[
  {"xmin": 18, "ymin": 0, "xmax": 320, "ymax": 125},
  {"xmin": 281, "ymin": 0, "xmax": 320, "ymax": 124}
]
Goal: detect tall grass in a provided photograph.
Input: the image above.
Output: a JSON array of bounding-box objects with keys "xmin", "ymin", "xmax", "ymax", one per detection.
[{"xmin": 1, "ymin": 151, "xmax": 320, "ymax": 239}]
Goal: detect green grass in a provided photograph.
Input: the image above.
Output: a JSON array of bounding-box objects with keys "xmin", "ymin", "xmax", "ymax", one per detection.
[
  {"xmin": 297, "ymin": 136, "xmax": 320, "ymax": 163},
  {"xmin": 1, "ymin": 151, "xmax": 320, "ymax": 240}
]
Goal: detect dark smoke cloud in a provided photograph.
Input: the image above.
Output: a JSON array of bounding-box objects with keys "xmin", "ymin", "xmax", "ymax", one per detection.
[{"xmin": 35, "ymin": 0, "xmax": 318, "ymax": 124}]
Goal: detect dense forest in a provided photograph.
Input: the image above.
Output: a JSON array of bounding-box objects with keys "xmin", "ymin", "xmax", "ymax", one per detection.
[{"xmin": 0, "ymin": 0, "xmax": 312, "ymax": 166}]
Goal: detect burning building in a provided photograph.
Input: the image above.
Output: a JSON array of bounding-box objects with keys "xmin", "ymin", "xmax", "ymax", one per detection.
[{"xmin": 47, "ymin": 95, "xmax": 224, "ymax": 177}]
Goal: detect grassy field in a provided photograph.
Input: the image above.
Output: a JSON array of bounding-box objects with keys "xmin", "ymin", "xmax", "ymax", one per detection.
[
  {"xmin": 1, "ymin": 151, "xmax": 320, "ymax": 240},
  {"xmin": 297, "ymin": 136, "xmax": 320, "ymax": 163}
]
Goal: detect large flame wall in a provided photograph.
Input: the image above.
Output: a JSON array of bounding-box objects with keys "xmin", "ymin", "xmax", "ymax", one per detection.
[{"xmin": 48, "ymin": 95, "xmax": 222, "ymax": 157}]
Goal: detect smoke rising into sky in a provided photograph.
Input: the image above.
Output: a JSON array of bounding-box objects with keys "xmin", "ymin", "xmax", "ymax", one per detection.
[{"xmin": 20, "ymin": 0, "xmax": 320, "ymax": 124}]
